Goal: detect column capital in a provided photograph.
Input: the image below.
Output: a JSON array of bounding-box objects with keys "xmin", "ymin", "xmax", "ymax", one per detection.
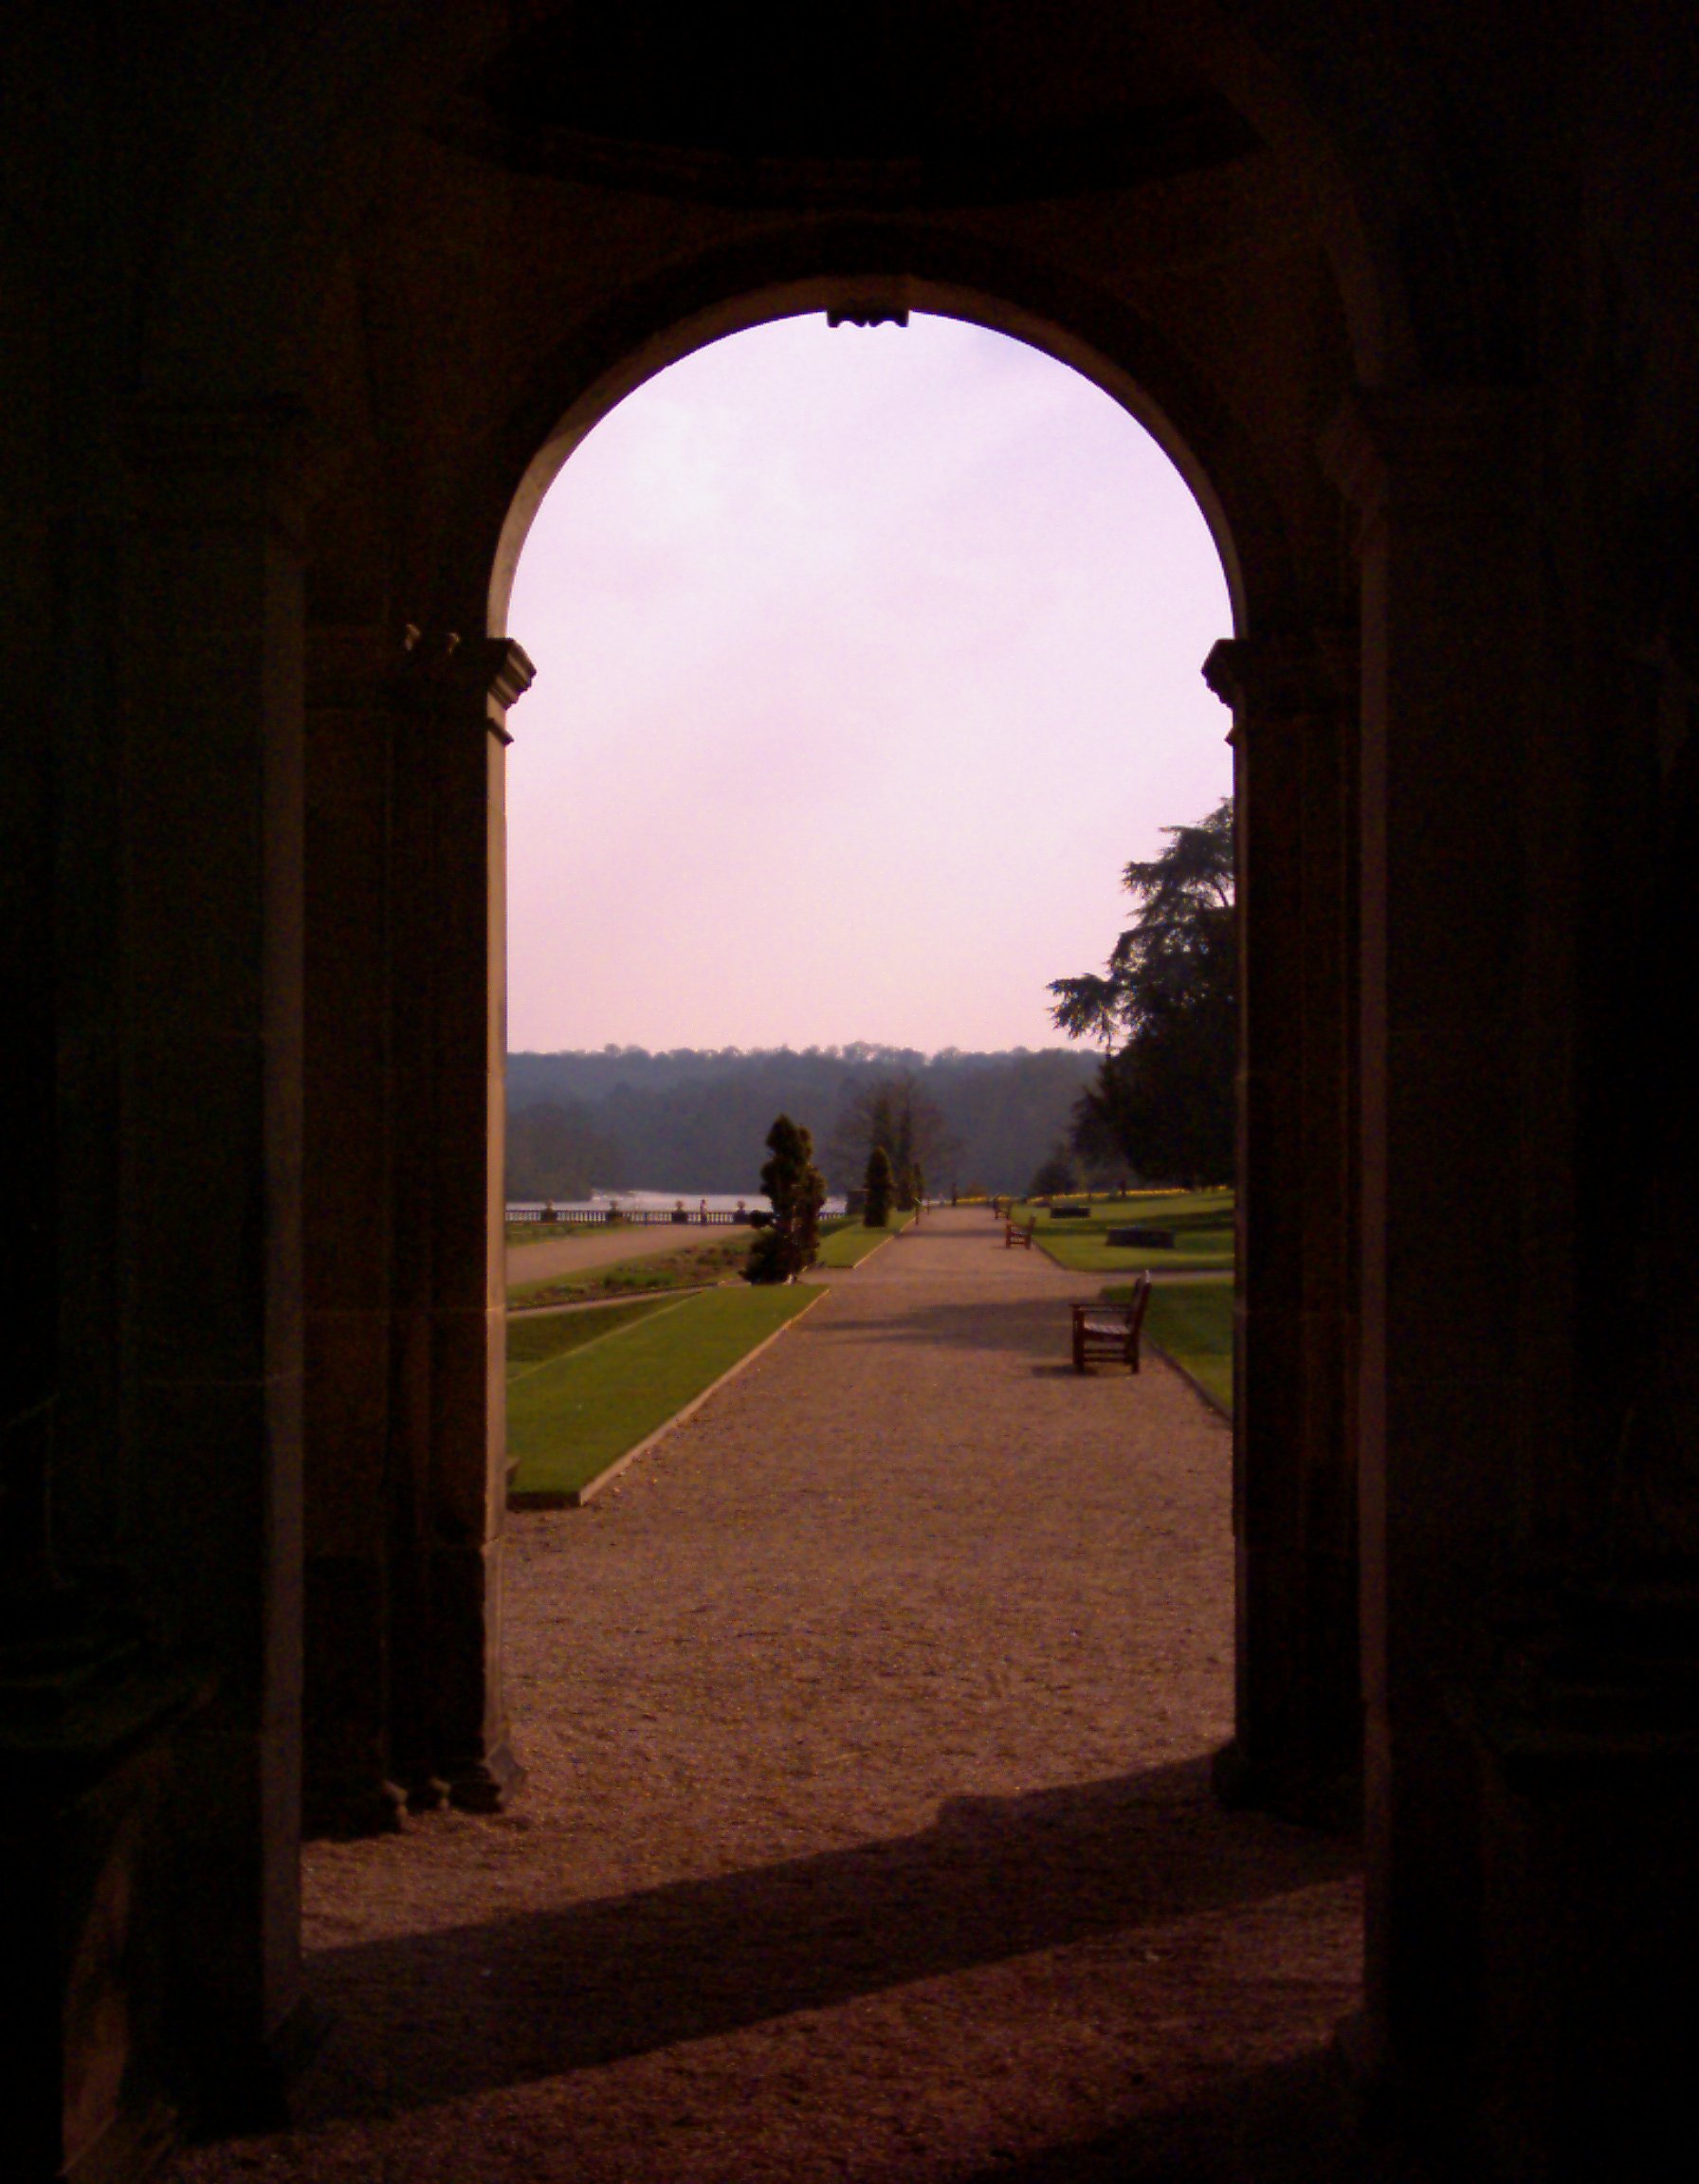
[
  {"xmin": 1203, "ymin": 630, "xmax": 1358, "ymax": 726},
  {"xmin": 393, "ymin": 629, "xmax": 536, "ymax": 738}
]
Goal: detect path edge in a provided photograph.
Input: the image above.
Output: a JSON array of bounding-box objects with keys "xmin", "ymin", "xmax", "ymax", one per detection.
[
  {"xmin": 813, "ymin": 1207, "xmax": 917, "ymax": 1276},
  {"xmin": 510, "ymin": 1285, "xmax": 830, "ymax": 1511},
  {"xmin": 1144, "ymin": 1337, "xmax": 1233, "ymax": 1423}
]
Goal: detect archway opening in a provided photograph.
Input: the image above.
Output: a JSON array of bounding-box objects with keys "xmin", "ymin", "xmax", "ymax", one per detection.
[
  {"xmin": 297, "ymin": 300, "xmax": 1355, "ymax": 2164},
  {"xmin": 504, "ymin": 308, "xmax": 1235, "ymax": 1064},
  {"xmin": 289, "ymin": 267, "xmax": 1363, "ymax": 2174}
]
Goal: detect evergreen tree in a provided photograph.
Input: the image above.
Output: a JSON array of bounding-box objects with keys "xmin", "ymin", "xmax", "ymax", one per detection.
[
  {"xmin": 1049, "ymin": 797, "xmax": 1236, "ymax": 1187},
  {"xmin": 862, "ymin": 1144, "xmax": 894, "ymax": 1228},
  {"xmin": 746, "ymin": 1113, "xmax": 826, "ymax": 1283}
]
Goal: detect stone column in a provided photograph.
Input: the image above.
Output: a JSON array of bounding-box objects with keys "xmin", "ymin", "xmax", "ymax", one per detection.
[
  {"xmin": 1203, "ymin": 631, "xmax": 1361, "ymax": 1828},
  {"xmin": 1324, "ymin": 389, "xmax": 1540, "ymax": 2102},
  {"xmin": 119, "ymin": 400, "xmax": 312, "ymax": 2120},
  {"xmin": 1, "ymin": 586, "xmax": 206, "ymax": 2182},
  {"xmin": 388, "ymin": 631, "xmax": 531, "ymax": 1812},
  {"xmin": 301, "ymin": 626, "xmax": 405, "ymax": 1835},
  {"xmin": 1458, "ymin": 527, "xmax": 1699, "ymax": 2175}
]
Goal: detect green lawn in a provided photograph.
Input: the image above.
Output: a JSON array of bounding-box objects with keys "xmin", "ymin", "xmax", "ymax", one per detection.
[
  {"xmin": 508, "ymin": 1229, "xmax": 751, "ymax": 1309},
  {"xmin": 507, "ymin": 1283, "xmax": 821, "ymax": 1502},
  {"xmin": 1115, "ymin": 1273, "xmax": 1234, "ymax": 1414},
  {"xmin": 1014, "ymin": 1190, "xmax": 1235, "ymax": 1274},
  {"xmin": 813, "ymin": 1209, "xmax": 913, "ymax": 1267},
  {"xmin": 506, "ymin": 1294, "xmax": 682, "ymax": 1370}
]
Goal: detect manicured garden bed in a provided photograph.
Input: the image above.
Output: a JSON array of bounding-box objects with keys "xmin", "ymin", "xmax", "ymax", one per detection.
[
  {"xmin": 1014, "ymin": 1190, "xmax": 1235, "ymax": 1274},
  {"xmin": 508, "ymin": 1229, "xmax": 751, "ymax": 1309},
  {"xmin": 507, "ymin": 1283, "xmax": 822, "ymax": 1504},
  {"xmin": 506, "ymin": 1218, "xmax": 604, "ymax": 1246},
  {"xmin": 506, "ymin": 1294, "xmax": 682, "ymax": 1369}
]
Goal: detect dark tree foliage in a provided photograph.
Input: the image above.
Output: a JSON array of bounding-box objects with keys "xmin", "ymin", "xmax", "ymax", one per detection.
[
  {"xmin": 825, "ymin": 1072, "xmax": 956, "ymax": 1194},
  {"xmin": 1049, "ymin": 797, "xmax": 1236, "ymax": 1189},
  {"xmin": 746, "ymin": 1113, "xmax": 826, "ymax": 1283},
  {"xmin": 1028, "ymin": 1144, "xmax": 1079, "ymax": 1197},
  {"xmin": 503, "ymin": 1099, "xmax": 626, "ymax": 1201},
  {"xmin": 862, "ymin": 1144, "xmax": 894, "ymax": 1227}
]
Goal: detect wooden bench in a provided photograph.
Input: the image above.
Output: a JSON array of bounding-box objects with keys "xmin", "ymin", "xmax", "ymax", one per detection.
[
  {"xmin": 1004, "ymin": 1219, "xmax": 1035, "ymax": 1250},
  {"xmin": 1071, "ymin": 1276, "xmax": 1152, "ymax": 1373}
]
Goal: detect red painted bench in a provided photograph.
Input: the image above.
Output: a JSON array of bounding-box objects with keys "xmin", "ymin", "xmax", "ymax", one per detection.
[{"xmin": 1071, "ymin": 1275, "xmax": 1152, "ymax": 1373}]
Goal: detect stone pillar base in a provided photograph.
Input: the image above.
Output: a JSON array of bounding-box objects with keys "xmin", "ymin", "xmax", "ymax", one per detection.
[
  {"xmin": 1461, "ymin": 1582, "xmax": 1699, "ymax": 2182},
  {"xmin": 301, "ymin": 1773, "xmax": 407, "ymax": 1841},
  {"xmin": 1212, "ymin": 1736, "xmax": 1361, "ymax": 1833},
  {"xmin": 445, "ymin": 1738, "xmax": 525, "ymax": 1813},
  {"xmin": 0, "ymin": 1604, "xmax": 208, "ymax": 2184},
  {"xmin": 185, "ymin": 1992, "xmax": 331, "ymax": 2142}
]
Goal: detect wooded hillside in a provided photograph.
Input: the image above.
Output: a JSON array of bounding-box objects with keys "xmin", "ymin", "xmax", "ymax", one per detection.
[{"xmin": 506, "ymin": 1046, "xmax": 1096, "ymax": 1197}]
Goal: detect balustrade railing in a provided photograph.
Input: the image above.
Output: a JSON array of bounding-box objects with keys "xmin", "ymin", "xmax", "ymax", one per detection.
[{"xmin": 506, "ymin": 1205, "xmax": 752, "ymax": 1227}]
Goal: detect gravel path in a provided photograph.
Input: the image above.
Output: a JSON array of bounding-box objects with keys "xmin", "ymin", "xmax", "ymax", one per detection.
[{"xmin": 170, "ymin": 1210, "xmax": 1364, "ymax": 2183}]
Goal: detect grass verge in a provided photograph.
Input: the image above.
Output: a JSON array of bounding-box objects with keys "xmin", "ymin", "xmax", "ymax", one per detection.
[
  {"xmin": 1113, "ymin": 1273, "xmax": 1233, "ymax": 1415},
  {"xmin": 508, "ymin": 1230, "xmax": 751, "ymax": 1309},
  {"xmin": 506, "ymin": 1294, "xmax": 682, "ymax": 1371},
  {"xmin": 1015, "ymin": 1190, "xmax": 1235, "ymax": 1275},
  {"xmin": 813, "ymin": 1210, "xmax": 913, "ymax": 1267},
  {"xmin": 507, "ymin": 1283, "xmax": 821, "ymax": 1502}
]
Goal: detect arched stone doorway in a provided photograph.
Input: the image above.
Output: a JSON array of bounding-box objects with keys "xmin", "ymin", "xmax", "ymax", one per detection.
[
  {"xmin": 18, "ymin": 5, "xmax": 1675, "ymax": 2175},
  {"xmin": 292, "ymin": 235, "xmax": 1365, "ymax": 2027}
]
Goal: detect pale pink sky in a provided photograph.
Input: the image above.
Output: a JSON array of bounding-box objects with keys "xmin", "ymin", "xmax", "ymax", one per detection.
[{"xmin": 506, "ymin": 313, "xmax": 1233, "ymax": 1052}]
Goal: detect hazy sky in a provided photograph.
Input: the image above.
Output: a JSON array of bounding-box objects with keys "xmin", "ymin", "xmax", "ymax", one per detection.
[{"xmin": 506, "ymin": 312, "xmax": 1233, "ymax": 1054}]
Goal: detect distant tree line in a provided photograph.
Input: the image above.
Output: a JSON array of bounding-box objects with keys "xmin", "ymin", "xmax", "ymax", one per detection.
[
  {"xmin": 504, "ymin": 1045, "xmax": 1096, "ymax": 1200},
  {"xmin": 504, "ymin": 1099, "xmax": 625, "ymax": 1205}
]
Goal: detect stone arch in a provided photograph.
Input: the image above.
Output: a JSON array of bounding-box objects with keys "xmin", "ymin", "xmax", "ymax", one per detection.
[
  {"xmin": 35, "ymin": 1, "xmax": 1473, "ymax": 2163},
  {"xmin": 291, "ymin": 190, "xmax": 1369, "ymax": 1915},
  {"xmin": 294, "ymin": 228, "xmax": 1316, "ymax": 1835},
  {"xmin": 412, "ymin": 207, "xmax": 1343, "ymax": 656},
  {"xmin": 20, "ymin": 10, "xmax": 1699, "ymax": 2180},
  {"xmin": 484, "ymin": 274, "xmax": 1260, "ymax": 642},
  {"xmin": 133, "ymin": 10, "xmax": 1388, "ymax": 2107}
]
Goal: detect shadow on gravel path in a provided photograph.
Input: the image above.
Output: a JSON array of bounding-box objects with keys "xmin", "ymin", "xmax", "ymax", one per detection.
[{"xmin": 297, "ymin": 1759, "xmax": 1356, "ymax": 2121}]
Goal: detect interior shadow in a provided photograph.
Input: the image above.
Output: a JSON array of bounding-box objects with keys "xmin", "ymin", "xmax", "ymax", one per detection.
[
  {"xmin": 960, "ymin": 2048, "xmax": 1393, "ymax": 2184},
  {"xmin": 299, "ymin": 1756, "xmax": 1357, "ymax": 2124}
]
